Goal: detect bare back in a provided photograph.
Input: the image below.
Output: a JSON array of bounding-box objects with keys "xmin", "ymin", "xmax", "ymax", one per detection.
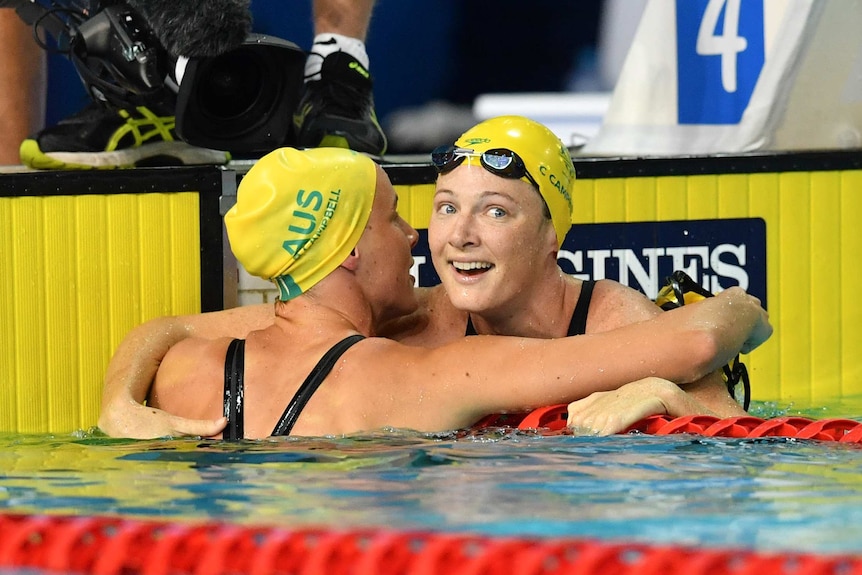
[{"xmin": 149, "ymin": 324, "xmax": 379, "ymax": 438}]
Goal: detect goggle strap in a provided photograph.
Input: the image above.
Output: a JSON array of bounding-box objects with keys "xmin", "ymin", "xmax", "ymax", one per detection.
[{"xmin": 656, "ymin": 270, "xmax": 752, "ymax": 413}]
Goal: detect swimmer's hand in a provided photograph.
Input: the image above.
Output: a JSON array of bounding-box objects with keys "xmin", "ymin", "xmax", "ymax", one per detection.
[
  {"xmin": 714, "ymin": 287, "xmax": 772, "ymax": 355},
  {"xmin": 567, "ymin": 377, "xmax": 714, "ymax": 436},
  {"xmin": 98, "ymin": 401, "xmax": 227, "ymax": 439}
]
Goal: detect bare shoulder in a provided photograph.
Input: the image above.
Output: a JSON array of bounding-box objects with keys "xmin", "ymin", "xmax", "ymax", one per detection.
[
  {"xmin": 587, "ymin": 279, "xmax": 662, "ymax": 332},
  {"xmin": 334, "ymin": 335, "xmax": 468, "ymax": 403},
  {"xmin": 422, "ymin": 285, "xmax": 466, "ymax": 327},
  {"xmin": 378, "ymin": 285, "xmax": 465, "ymax": 347},
  {"xmin": 181, "ymin": 303, "xmax": 274, "ymax": 338},
  {"xmin": 340, "ymin": 336, "xmax": 415, "ymax": 372},
  {"xmin": 313, "ymin": 336, "xmax": 423, "ymax": 431},
  {"xmin": 149, "ymin": 336, "xmax": 233, "ymax": 417},
  {"xmin": 330, "ymin": 336, "xmax": 481, "ymax": 431},
  {"xmin": 166, "ymin": 335, "xmax": 232, "ymax": 358}
]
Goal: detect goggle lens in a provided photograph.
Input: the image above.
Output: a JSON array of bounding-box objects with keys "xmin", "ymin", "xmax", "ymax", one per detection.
[
  {"xmin": 431, "ymin": 146, "xmax": 538, "ymax": 189},
  {"xmin": 482, "ymin": 152, "xmax": 515, "ymax": 171}
]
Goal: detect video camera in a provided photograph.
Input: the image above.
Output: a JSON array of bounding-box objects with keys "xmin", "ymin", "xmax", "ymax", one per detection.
[
  {"xmin": 174, "ymin": 35, "xmax": 305, "ymax": 155},
  {"xmin": 4, "ymin": 0, "xmax": 306, "ymax": 154}
]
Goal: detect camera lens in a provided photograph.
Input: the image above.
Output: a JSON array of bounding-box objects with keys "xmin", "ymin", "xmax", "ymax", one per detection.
[
  {"xmin": 175, "ymin": 34, "xmax": 307, "ymax": 153},
  {"xmin": 197, "ymin": 49, "xmax": 275, "ymax": 125}
]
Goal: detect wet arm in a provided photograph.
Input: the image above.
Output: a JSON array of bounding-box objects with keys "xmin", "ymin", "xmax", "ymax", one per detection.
[
  {"xmin": 566, "ymin": 377, "xmax": 715, "ymax": 436},
  {"xmin": 379, "ymin": 286, "xmax": 770, "ymax": 431},
  {"xmin": 590, "ymin": 281, "xmax": 749, "ymax": 417},
  {"xmin": 98, "ymin": 304, "xmax": 273, "ymax": 438}
]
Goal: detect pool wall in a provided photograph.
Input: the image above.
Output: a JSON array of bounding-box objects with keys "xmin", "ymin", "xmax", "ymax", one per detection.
[
  {"xmin": 0, "ymin": 168, "xmax": 229, "ymax": 432},
  {"xmin": 1, "ymin": 150, "xmax": 861, "ymax": 432}
]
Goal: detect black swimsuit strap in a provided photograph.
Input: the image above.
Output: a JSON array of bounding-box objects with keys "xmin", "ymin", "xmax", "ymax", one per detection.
[
  {"xmin": 568, "ymin": 279, "xmax": 596, "ymax": 336},
  {"xmin": 223, "ymin": 338, "xmax": 246, "ymax": 441},
  {"xmin": 464, "ymin": 280, "xmax": 597, "ymax": 337},
  {"xmin": 271, "ymin": 334, "xmax": 366, "ymax": 437},
  {"xmin": 465, "ymin": 315, "xmax": 478, "ymax": 336}
]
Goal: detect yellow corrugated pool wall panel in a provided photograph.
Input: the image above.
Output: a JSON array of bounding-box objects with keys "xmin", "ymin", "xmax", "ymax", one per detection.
[
  {"xmin": 563, "ymin": 170, "xmax": 862, "ymax": 405},
  {"xmin": 398, "ymin": 183, "xmax": 436, "ymax": 231},
  {"xmin": 0, "ymin": 192, "xmax": 202, "ymax": 433},
  {"xmin": 837, "ymin": 171, "xmax": 862, "ymax": 400}
]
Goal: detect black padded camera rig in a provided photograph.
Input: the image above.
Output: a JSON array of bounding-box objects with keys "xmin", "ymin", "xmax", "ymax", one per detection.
[{"xmin": 4, "ymin": 0, "xmax": 171, "ymax": 108}]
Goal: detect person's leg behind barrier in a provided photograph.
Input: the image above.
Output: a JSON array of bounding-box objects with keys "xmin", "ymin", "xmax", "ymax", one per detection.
[
  {"xmin": 0, "ymin": 9, "xmax": 46, "ymax": 166},
  {"xmin": 293, "ymin": 0, "xmax": 386, "ymax": 156}
]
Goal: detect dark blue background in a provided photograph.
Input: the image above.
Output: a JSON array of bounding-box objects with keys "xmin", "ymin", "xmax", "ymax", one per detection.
[
  {"xmin": 42, "ymin": 2, "xmax": 457, "ymax": 127},
  {"xmin": 43, "ymin": 1, "xmax": 602, "ymax": 128}
]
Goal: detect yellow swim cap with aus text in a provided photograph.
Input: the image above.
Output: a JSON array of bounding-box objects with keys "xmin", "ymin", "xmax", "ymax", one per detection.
[
  {"xmin": 454, "ymin": 115, "xmax": 576, "ymax": 247},
  {"xmin": 225, "ymin": 147, "xmax": 377, "ymax": 301}
]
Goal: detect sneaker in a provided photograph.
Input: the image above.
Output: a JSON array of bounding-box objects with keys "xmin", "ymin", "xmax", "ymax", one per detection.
[
  {"xmin": 293, "ymin": 52, "xmax": 387, "ymax": 156},
  {"xmin": 20, "ymin": 100, "xmax": 230, "ymax": 170}
]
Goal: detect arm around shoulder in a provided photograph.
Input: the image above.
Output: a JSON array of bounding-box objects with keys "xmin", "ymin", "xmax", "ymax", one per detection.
[
  {"xmin": 98, "ymin": 305, "xmax": 271, "ymax": 438},
  {"xmin": 99, "ymin": 335, "xmax": 228, "ymax": 439},
  {"xmin": 355, "ymin": 288, "xmax": 770, "ymax": 432}
]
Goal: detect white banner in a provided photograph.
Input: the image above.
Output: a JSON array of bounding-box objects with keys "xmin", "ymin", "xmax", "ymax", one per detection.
[{"xmin": 584, "ymin": 0, "xmax": 862, "ymax": 155}]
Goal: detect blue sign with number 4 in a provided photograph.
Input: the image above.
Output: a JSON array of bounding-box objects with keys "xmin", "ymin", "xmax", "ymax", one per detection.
[{"xmin": 676, "ymin": 0, "xmax": 765, "ymax": 124}]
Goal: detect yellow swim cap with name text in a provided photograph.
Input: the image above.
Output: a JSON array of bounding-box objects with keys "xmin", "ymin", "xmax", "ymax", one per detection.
[{"xmin": 225, "ymin": 147, "xmax": 377, "ymax": 301}]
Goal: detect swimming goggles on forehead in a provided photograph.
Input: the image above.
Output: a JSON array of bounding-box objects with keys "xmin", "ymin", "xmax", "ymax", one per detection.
[{"xmin": 431, "ymin": 146, "xmax": 539, "ymax": 189}]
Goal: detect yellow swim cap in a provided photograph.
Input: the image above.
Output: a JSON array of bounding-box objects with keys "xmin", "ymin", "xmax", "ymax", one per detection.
[
  {"xmin": 454, "ymin": 116, "xmax": 576, "ymax": 247},
  {"xmin": 225, "ymin": 147, "xmax": 377, "ymax": 301}
]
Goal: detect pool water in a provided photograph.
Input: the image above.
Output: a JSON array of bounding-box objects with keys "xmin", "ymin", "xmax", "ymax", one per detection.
[{"xmin": 2, "ymin": 400, "xmax": 862, "ymax": 556}]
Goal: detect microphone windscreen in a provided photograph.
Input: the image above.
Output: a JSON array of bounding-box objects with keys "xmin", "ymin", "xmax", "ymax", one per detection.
[{"xmin": 124, "ymin": 0, "xmax": 253, "ymax": 58}]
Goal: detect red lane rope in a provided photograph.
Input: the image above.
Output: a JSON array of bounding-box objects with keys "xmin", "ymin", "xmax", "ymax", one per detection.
[
  {"xmin": 514, "ymin": 405, "xmax": 862, "ymax": 442},
  {"xmin": 0, "ymin": 513, "xmax": 860, "ymax": 575}
]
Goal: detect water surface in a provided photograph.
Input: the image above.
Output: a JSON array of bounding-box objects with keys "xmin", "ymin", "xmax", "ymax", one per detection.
[{"xmin": 2, "ymin": 406, "xmax": 861, "ymax": 555}]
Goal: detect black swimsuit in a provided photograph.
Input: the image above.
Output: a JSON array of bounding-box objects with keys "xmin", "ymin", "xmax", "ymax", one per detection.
[
  {"xmin": 464, "ymin": 280, "xmax": 596, "ymax": 337},
  {"xmin": 222, "ymin": 334, "xmax": 365, "ymax": 440}
]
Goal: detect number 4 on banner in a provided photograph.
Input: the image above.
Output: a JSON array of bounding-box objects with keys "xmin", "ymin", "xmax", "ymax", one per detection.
[
  {"xmin": 697, "ymin": 0, "xmax": 747, "ymax": 93},
  {"xmin": 586, "ymin": 0, "xmax": 833, "ymax": 154},
  {"xmin": 676, "ymin": 0, "xmax": 764, "ymax": 125}
]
